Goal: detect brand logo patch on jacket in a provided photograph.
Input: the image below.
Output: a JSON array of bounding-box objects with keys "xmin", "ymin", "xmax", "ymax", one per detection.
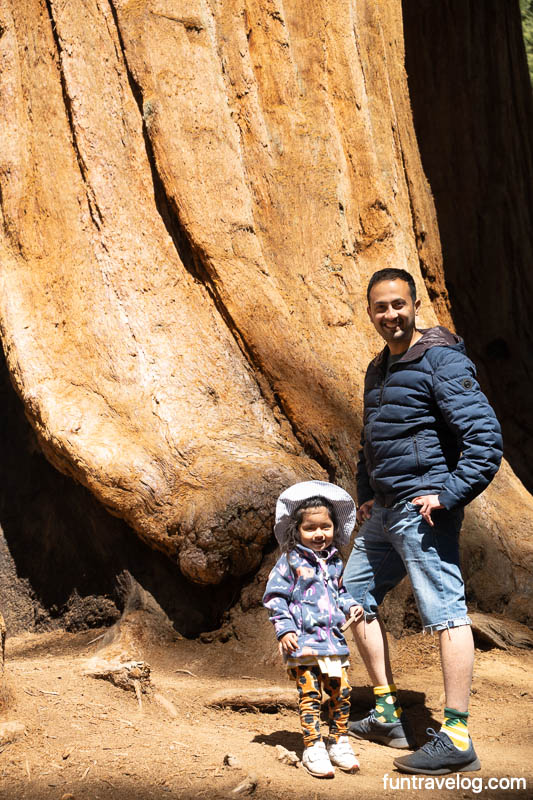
[{"xmin": 296, "ymin": 566, "xmax": 315, "ymax": 579}]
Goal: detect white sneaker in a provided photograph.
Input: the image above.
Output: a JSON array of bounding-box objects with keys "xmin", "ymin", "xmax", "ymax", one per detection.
[
  {"xmin": 328, "ymin": 736, "xmax": 360, "ymax": 772},
  {"xmin": 301, "ymin": 740, "xmax": 335, "ymax": 778}
]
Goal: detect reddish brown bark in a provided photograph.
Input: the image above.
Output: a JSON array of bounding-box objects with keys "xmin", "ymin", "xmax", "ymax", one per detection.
[{"xmin": 0, "ymin": 1, "xmax": 531, "ymax": 624}]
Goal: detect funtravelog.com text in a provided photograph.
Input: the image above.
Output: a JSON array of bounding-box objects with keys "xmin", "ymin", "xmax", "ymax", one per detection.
[{"xmin": 383, "ymin": 774, "xmax": 527, "ymax": 793}]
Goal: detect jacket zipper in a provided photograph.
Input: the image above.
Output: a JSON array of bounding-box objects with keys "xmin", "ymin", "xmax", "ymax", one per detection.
[
  {"xmin": 413, "ymin": 434, "xmax": 420, "ymax": 471},
  {"xmin": 318, "ymin": 558, "xmax": 335, "ymax": 649}
]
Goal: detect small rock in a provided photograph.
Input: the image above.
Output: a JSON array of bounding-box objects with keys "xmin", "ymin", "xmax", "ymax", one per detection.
[
  {"xmin": 0, "ymin": 721, "xmax": 26, "ymax": 746},
  {"xmin": 232, "ymin": 773, "xmax": 258, "ymax": 795},
  {"xmin": 60, "ymin": 794, "xmax": 75, "ymax": 800},
  {"xmin": 275, "ymin": 744, "xmax": 300, "ymax": 767},
  {"xmin": 224, "ymin": 753, "xmax": 242, "ymax": 768}
]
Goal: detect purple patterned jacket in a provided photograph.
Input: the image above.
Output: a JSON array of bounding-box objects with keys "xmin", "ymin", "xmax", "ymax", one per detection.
[{"xmin": 262, "ymin": 544, "xmax": 356, "ymax": 658}]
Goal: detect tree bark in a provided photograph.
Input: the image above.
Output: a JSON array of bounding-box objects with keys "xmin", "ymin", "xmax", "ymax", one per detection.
[{"xmin": 0, "ymin": 1, "xmax": 531, "ymax": 624}]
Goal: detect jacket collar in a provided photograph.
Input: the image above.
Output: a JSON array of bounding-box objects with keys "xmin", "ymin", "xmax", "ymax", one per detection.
[
  {"xmin": 371, "ymin": 326, "xmax": 463, "ymax": 371},
  {"xmin": 294, "ymin": 543, "xmax": 338, "ymax": 562}
]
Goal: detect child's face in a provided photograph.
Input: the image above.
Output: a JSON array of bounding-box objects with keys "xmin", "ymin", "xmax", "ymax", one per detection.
[{"xmin": 298, "ymin": 506, "xmax": 334, "ymax": 551}]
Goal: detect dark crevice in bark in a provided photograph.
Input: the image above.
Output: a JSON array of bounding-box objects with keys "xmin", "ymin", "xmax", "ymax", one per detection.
[
  {"xmin": 402, "ymin": 0, "xmax": 533, "ymax": 494},
  {"xmin": 106, "ymin": 0, "xmax": 335, "ymax": 483},
  {"xmin": 0, "ymin": 344, "xmax": 242, "ymax": 637},
  {"xmin": 44, "ymin": 0, "xmax": 103, "ymax": 230}
]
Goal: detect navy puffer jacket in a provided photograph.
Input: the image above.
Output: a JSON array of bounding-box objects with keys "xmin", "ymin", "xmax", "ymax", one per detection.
[{"xmin": 357, "ymin": 327, "xmax": 503, "ymax": 510}]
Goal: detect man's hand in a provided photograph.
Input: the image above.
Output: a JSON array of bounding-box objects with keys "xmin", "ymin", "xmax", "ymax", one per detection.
[
  {"xmin": 411, "ymin": 494, "xmax": 444, "ymax": 527},
  {"xmin": 279, "ymin": 632, "xmax": 299, "ymax": 655},
  {"xmin": 356, "ymin": 499, "xmax": 375, "ymax": 524}
]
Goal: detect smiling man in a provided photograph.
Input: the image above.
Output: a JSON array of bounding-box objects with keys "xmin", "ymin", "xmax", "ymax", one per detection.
[{"xmin": 344, "ymin": 268, "xmax": 503, "ymax": 775}]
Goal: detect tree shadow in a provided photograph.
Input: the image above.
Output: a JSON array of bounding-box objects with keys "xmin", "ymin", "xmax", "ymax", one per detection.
[{"xmin": 350, "ymin": 686, "xmax": 440, "ymax": 748}]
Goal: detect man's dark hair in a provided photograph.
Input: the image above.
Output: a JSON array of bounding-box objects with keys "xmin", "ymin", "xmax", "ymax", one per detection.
[
  {"xmin": 281, "ymin": 496, "xmax": 341, "ymax": 554},
  {"xmin": 367, "ymin": 268, "xmax": 417, "ymax": 304}
]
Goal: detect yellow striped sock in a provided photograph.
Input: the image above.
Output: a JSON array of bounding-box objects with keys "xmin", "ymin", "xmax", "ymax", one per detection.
[{"xmin": 441, "ymin": 707, "xmax": 469, "ymax": 751}]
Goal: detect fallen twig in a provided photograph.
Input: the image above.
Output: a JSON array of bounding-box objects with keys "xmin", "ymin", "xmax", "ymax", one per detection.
[
  {"xmin": 87, "ymin": 633, "xmax": 106, "ymax": 645},
  {"xmin": 174, "ymin": 669, "xmax": 198, "ymax": 678}
]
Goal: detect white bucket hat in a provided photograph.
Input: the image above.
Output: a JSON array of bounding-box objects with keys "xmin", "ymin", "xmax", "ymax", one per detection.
[{"xmin": 274, "ymin": 480, "xmax": 357, "ymax": 548}]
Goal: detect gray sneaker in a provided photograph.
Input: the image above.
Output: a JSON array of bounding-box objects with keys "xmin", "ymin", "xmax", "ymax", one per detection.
[
  {"xmin": 393, "ymin": 729, "xmax": 481, "ymax": 775},
  {"xmin": 347, "ymin": 708, "xmax": 412, "ymax": 749}
]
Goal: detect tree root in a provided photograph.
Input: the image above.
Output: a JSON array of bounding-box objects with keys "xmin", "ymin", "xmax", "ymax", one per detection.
[{"xmin": 206, "ymin": 687, "xmax": 297, "ymax": 712}]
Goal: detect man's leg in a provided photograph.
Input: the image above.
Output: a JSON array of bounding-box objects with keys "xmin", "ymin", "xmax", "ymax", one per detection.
[
  {"xmin": 391, "ymin": 505, "xmax": 480, "ymax": 774},
  {"xmin": 344, "ymin": 504, "xmax": 411, "ymax": 748},
  {"xmin": 435, "ymin": 624, "xmax": 475, "ymax": 752},
  {"xmin": 351, "ymin": 616, "xmax": 394, "ymax": 687},
  {"xmin": 439, "ymin": 624, "xmax": 474, "ymax": 712}
]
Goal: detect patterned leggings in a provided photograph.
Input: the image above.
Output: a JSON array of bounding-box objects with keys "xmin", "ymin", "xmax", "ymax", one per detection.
[{"xmin": 289, "ymin": 664, "xmax": 351, "ymax": 747}]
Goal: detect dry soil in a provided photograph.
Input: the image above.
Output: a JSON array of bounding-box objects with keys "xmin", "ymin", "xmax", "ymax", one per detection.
[{"xmin": 0, "ymin": 611, "xmax": 531, "ymax": 800}]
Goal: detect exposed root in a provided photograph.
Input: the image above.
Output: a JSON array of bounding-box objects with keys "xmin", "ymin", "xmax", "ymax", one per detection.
[
  {"xmin": 470, "ymin": 611, "xmax": 533, "ymax": 650},
  {"xmin": 206, "ymin": 687, "xmax": 297, "ymax": 712},
  {"xmin": 84, "ymin": 659, "xmax": 152, "ymax": 695}
]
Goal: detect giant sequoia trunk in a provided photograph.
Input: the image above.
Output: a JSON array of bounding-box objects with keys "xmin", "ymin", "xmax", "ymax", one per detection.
[
  {"xmin": 0, "ymin": 1, "xmax": 532, "ymax": 626},
  {"xmin": 403, "ymin": 0, "xmax": 533, "ymax": 498}
]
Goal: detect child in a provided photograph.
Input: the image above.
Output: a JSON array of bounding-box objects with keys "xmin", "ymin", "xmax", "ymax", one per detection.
[{"xmin": 263, "ymin": 480, "xmax": 363, "ymax": 778}]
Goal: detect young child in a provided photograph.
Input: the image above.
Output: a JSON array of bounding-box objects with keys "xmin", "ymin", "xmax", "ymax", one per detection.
[{"xmin": 263, "ymin": 480, "xmax": 363, "ymax": 778}]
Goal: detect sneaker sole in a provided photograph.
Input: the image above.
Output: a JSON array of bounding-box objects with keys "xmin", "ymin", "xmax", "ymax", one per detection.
[
  {"xmin": 302, "ymin": 764, "xmax": 335, "ymax": 779},
  {"xmin": 393, "ymin": 757, "xmax": 481, "ymax": 775},
  {"xmin": 334, "ymin": 763, "xmax": 360, "ymax": 773}
]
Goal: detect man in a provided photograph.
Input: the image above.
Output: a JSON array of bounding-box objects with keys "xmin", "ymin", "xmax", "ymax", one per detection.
[{"xmin": 343, "ymin": 268, "xmax": 502, "ymax": 775}]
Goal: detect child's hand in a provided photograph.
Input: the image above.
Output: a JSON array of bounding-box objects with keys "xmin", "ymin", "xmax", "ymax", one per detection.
[{"xmin": 279, "ymin": 632, "xmax": 299, "ymax": 654}]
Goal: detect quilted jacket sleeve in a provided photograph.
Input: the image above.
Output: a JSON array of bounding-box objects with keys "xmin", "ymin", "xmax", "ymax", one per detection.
[
  {"xmin": 262, "ymin": 554, "xmax": 297, "ymax": 640},
  {"xmin": 432, "ymin": 348, "xmax": 503, "ymax": 510}
]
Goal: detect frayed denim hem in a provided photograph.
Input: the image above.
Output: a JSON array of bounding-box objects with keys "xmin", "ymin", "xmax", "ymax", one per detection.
[{"xmin": 423, "ymin": 615, "xmax": 472, "ymax": 634}]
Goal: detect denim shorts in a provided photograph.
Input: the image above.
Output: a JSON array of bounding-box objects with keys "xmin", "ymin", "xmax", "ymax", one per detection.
[{"xmin": 343, "ymin": 501, "xmax": 471, "ymax": 633}]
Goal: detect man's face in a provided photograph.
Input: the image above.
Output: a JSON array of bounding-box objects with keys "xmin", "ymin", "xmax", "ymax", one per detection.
[{"xmin": 367, "ymin": 279, "xmax": 421, "ymax": 352}]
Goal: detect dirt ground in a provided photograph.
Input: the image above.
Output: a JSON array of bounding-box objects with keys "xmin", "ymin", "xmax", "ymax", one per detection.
[{"xmin": 1, "ymin": 609, "xmax": 532, "ymax": 800}]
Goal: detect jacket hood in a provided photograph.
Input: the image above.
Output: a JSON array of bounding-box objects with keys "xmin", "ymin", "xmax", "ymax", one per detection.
[{"xmin": 372, "ymin": 326, "xmax": 463, "ymax": 369}]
